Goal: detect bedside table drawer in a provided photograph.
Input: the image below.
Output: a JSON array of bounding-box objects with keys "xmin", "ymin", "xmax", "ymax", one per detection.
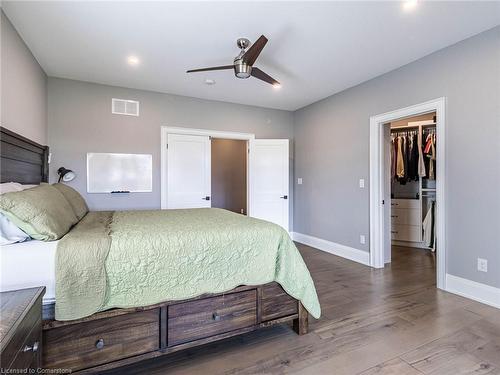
[
  {"xmin": 9, "ymin": 323, "xmax": 42, "ymax": 371},
  {"xmin": 0, "ymin": 287, "xmax": 45, "ymax": 372},
  {"xmin": 1, "ymin": 300, "xmax": 42, "ymax": 370}
]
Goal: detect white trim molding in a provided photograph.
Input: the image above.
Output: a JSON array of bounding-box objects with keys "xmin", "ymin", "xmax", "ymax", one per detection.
[
  {"xmin": 292, "ymin": 232, "xmax": 370, "ymax": 266},
  {"xmin": 446, "ymin": 274, "xmax": 500, "ymax": 309},
  {"xmin": 369, "ymin": 97, "xmax": 446, "ymax": 290}
]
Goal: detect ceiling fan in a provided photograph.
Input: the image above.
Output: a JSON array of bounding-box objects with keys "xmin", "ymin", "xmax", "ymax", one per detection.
[{"xmin": 186, "ymin": 35, "xmax": 280, "ymax": 87}]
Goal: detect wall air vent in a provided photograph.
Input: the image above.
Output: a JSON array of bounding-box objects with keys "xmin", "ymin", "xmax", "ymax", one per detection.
[{"xmin": 112, "ymin": 98, "xmax": 140, "ymax": 116}]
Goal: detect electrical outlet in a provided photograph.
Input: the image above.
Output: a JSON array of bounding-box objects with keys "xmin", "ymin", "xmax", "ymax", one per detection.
[
  {"xmin": 360, "ymin": 235, "xmax": 366, "ymax": 244},
  {"xmin": 477, "ymin": 258, "xmax": 488, "ymax": 272},
  {"xmin": 359, "ymin": 179, "xmax": 365, "ymax": 188},
  {"xmin": 297, "ymin": 178, "xmax": 303, "ymax": 185}
]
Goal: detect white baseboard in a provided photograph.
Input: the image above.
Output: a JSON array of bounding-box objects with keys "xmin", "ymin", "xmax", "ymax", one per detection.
[
  {"xmin": 446, "ymin": 274, "xmax": 500, "ymax": 309},
  {"xmin": 291, "ymin": 232, "xmax": 370, "ymax": 266}
]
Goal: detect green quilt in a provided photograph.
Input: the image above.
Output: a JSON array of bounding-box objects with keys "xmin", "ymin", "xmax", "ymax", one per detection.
[{"xmin": 55, "ymin": 208, "xmax": 321, "ymax": 321}]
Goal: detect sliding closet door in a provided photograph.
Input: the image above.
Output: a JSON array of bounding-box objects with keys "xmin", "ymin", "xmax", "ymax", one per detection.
[
  {"xmin": 167, "ymin": 134, "xmax": 211, "ymax": 209},
  {"xmin": 249, "ymin": 139, "xmax": 289, "ymax": 231}
]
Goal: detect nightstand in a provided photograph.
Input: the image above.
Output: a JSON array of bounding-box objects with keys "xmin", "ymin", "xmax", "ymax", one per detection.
[{"xmin": 0, "ymin": 287, "xmax": 45, "ymax": 371}]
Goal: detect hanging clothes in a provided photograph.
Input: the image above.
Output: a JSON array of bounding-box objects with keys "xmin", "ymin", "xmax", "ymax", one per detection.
[
  {"xmin": 396, "ymin": 136, "xmax": 404, "ymax": 179},
  {"xmin": 407, "ymin": 132, "xmax": 419, "ymax": 181},
  {"xmin": 423, "ymin": 130, "xmax": 436, "ymax": 180},
  {"xmin": 423, "ymin": 200, "xmax": 436, "ymax": 251},
  {"xmin": 391, "ymin": 130, "xmax": 420, "ymax": 184},
  {"xmin": 418, "ymin": 129, "xmax": 426, "ymax": 177}
]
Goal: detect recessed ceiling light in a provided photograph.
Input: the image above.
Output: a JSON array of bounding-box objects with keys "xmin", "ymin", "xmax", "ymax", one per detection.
[
  {"xmin": 402, "ymin": 0, "xmax": 418, "ymax": 12},
  {"xmin": 204, "ymin": 79, "xmax": 216, "ymax": 85},
  {"xmin": 127, "ymin": 55, "xmax": 140, "ymax": 66}
]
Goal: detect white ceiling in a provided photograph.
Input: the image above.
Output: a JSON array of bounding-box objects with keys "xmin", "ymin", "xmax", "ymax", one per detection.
[{"xmin": 3, "ymin": 1, "xmax": 500, "ymax": 111}]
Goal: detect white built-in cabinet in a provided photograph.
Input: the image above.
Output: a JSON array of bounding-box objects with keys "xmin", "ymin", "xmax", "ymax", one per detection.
[{"xmin": 391, "ymin": 198, "xmax": 422, "ymax": 242}]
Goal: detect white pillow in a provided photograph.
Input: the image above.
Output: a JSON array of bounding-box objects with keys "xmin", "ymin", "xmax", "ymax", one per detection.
[
  {"xmin": 0, "ymin": 183, "xmax": 35, "ymax": 244},
  {"xmin": 0, "ymin": 182, "xmax": 23, "ymax": 194},
  {"xmin": 0, "ymin": 213, "xmax": 30, "ymax": 245}
]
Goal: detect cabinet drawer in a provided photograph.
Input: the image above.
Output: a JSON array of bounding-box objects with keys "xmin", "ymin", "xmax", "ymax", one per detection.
[
  {"xmin": 391, "ymin": 199, "xmax": 420, "ymax": 209},
  {"xmin": 9, "ymin": 323, "xmax": 41, "ymax": 371},
  {"xmin": 262, "ymin": 283, "xmax": 298, "ymax": 321},
  {"xmin": 391, "ymin": 224, "xmax": 422, "ymax": 242},
  {"xmin": 2, "ymin": 298, "xmax": 41, "ymax": 371},
  {"xmin": 43, "ymin": 309, "xmax": 159, "ymax": 371},
  {"xmin": 168, "ymin": 290, "xmax": 257, "ymax": 346},
  {"xmin": 391, "ymin": 208, "xmax": 421, "ymax": 226}
]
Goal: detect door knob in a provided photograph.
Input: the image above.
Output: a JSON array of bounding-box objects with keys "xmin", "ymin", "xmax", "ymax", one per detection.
[
  {"xmin": 280, "ymin": 195, "xmax": 288, "ymax": 200},
  {"xmin": 202, "ymin": 196, "xmax": 210, "ymax": 201}
]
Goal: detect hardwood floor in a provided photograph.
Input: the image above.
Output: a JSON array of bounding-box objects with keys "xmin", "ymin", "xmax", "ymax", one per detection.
[{"xmin": 110, "ymin": 244, "xmax": 500, "ymax": 375}]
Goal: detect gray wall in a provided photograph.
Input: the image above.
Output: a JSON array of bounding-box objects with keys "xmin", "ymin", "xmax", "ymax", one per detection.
[
  {"xmin": 211, "ymin": 139, "xmax": 247, "ymax": 214},
  {"xmin": 1, "ymin": 10, "xmax": 47, "ymax": 144},
  {"xmin": 48, "ymin": 78, "xmax": 294, "ymax": 225},
  {"xmin": 293, "ymin": 26, "xmax": 500, "ymax": 288}
]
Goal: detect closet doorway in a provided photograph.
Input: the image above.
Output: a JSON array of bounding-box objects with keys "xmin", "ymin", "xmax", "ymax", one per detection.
[
  {"xmin": 385, "ymin": 112, "xmax": 437, "ymax": 261},
  {"xmin": 369, "ymin": 98, "xmax": 446, "ymax": 289},
  {"xmin": 211, "ymin": 139, "xmax": 247, "ymax": 214}
]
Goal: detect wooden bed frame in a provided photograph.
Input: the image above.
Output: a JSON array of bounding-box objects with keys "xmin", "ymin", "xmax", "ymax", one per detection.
[{"xmin": 0, "ymin": 126, "xmax": 309, "ymax": 374}]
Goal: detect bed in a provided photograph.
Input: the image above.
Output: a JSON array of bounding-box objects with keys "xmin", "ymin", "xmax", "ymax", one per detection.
[{"xmin": 0, "ymin": 126, "xmax": 320, "ymax": 374}]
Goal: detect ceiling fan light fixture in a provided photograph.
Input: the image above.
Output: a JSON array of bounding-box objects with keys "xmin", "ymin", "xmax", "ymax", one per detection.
[
  {"xmin": 273, "ymin": 83, "xmax": 281, "ymax": 89},
  {"xmin": 236, "ymin": 71, "xmax": 251, "ymax": 79},
  {"xmin": 234, "ymin": 62, "xmax": 252, "ymax": 79}
]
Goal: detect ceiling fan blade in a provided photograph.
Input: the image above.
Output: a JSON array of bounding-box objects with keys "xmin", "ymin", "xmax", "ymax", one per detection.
[
  {"xmin": 186, "ymin": 65, "xmax": 234, "ymax": 73},
  {"xmin": 242, "ymin": 35, "xmax": 268, "ymax": 66},
  {"xmin": 251, "ymin": 67, "xmax": 280, "ymax": 86}
]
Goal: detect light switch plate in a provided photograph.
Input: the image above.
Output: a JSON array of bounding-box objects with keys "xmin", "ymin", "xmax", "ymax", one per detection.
[
  {"xmin": 360, "ymin": 235, "xmax": 366, "ymax": 244},
  {"xmin": 359, "ymin": 179, "xmax": 365, "ymax": 188},
  {"xmin": 298, "ymin": 178, "xmax": 303, "ymax": 185}
]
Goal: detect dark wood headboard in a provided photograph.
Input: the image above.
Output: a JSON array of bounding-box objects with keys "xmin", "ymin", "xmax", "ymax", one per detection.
[{"xmin": 0, "ymin": 127, "xmax": 49, "ymax": 184}]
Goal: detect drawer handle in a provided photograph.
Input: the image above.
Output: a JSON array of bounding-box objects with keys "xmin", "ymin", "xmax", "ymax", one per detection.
[
  {"xmin": 23, "ymin": 341, "xmax": 39, "ymax": 353},
  {"xmin": 391, "ymin": 215, "xmax": 398, "ymax": 218},
  {"xmin": 95, "ymin": 338, "xmax": 105, "ymax": 350},
  {"xmin": 391, "ymin": 203, "xmax": 399, "ymax": 206},
  {"xmin": 391, "ymin": 231, "xmax": 398, "ymax": 234},
  {"xmin": 212, "ymin": 312, "xmax": 221, "ymax": 321}
]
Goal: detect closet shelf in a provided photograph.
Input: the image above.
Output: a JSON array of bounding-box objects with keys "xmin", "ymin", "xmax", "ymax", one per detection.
[{"xmin": 391, "ymin": 122, "xmax": 436, "ymax": 130}]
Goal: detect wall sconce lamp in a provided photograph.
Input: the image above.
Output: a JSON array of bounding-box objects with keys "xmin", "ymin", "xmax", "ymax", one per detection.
[{"xmin": 57, "ymin": 167, "xmax": 76, "ymax": 183}]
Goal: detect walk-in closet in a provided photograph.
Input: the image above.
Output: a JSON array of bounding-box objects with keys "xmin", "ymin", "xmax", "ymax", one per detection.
[{"xmin": 389, "ymin": 112, "xmax": 437, "ymax": 253}]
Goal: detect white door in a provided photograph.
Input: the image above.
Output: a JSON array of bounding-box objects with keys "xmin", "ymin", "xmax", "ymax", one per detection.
[
  {"xmin": 167, "ymin": 134, "xmax": 211, "ymax": 208},
  {"xmin": 249, "ymin": 139, "xmax": 289, "ymax": 231}
]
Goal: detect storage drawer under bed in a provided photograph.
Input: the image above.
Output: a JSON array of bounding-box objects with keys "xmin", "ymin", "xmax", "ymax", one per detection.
[
  {"xmin": 43, "ymin": 309, "xmax": 159, "ymax": 371},
  {"xmin": 167, "ymin": 290, "xmax": 257, "ymax": 346},
  {"xmin": 262, "ymin": 282, "xmax": 298, "ymax": 321}
]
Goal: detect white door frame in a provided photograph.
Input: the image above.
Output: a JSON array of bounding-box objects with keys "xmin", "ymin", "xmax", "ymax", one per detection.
[
  {"xmin": 369, "ymin": 97, "xmax": 446, "ymax": 290},
  {"xmin": 161, "ymin": 126, "xmax": 255, "ymax": 211}
]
